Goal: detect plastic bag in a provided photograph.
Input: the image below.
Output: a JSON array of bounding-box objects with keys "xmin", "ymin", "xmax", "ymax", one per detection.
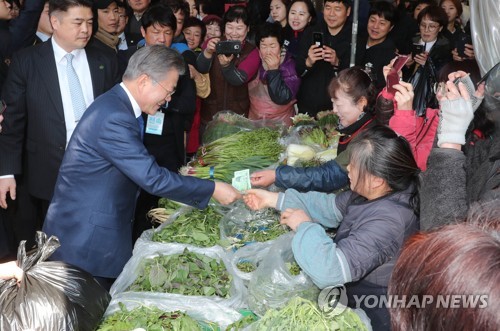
[
  {"xmin": 408, "ymin": 58, "xmax": 439, "ymax": 117},
  {"xmin": 247, "ymin": 232, "xmax": 320, "ymax": 316},
  {"xmin": 219, "ymin": 201, "xmax": 289, "ymax": 250},
  {"xmin": 101, "ymin": 291, "xmax": 243, "ymax": 330},
  {"xmin": 231, "ymin": 241, "xmax": 274, "ymax": 283},
  {"xmin": 202, "ymin": 111, "xmax": 285, "ymax": 144},
  {"xmin": 0, "ymin": 232, "xmax": 110, "ymax": 331},
  {"xmin": 111, "ymin": 242, "xmax": 247, "ymax": 309},
  {"xmin": 202, "ymin": 111, "xmax": 257, "ymax": 144},
  {"xmin": 470, "ymin": 0, "xmax": 500, "ymax": 76}
]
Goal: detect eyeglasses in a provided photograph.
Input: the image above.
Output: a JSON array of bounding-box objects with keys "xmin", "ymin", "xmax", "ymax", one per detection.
[
  {"xmin": 419, "ymin": 22, "xmax": 440, "ymax": 32},
  {"xmin": 150, "ymin": 77, "xmax": 176, "ymax": 97}
]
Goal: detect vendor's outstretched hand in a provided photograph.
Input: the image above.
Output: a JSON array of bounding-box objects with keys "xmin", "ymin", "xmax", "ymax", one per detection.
[
  {"xmin": 243, "ymin": 189, "xmax": 279, "ymax": 210},
  {"xmin": 0, "ymin": 261, "xmax": 23, "ymax": 284},
  {"xmin": 212, "ymin": 182, "xmax": 242, "ymax": 205},
  {"xmin": 250, "ymin": 169, "xmax": 276, "ymax": 188},
  {"xmin": 280, "ymin": 208, "xmax": 311, "ymax": 231}
]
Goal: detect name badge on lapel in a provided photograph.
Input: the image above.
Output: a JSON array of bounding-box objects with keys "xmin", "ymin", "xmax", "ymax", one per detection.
[{"xmin": 145, "ymin": 111, "xmax": 164, "ymax": 135}]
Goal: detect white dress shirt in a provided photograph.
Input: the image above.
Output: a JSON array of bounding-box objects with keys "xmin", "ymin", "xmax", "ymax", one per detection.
[{"xmin": 52, "ymin": 37, "xmax": 94, "ymax": 145}]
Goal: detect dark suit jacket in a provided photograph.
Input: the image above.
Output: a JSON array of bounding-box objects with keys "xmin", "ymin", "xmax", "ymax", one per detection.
[
  {"xmin": 0, "ymin": 40, "xmax": 119, "ymax": 200},
  {"xmin": 43, "ymin": 84, "xmax": 215, "ymax": 278},
  {"xmin": 120, "ymin": 45, "xmax": 196, "ymax": 171}
]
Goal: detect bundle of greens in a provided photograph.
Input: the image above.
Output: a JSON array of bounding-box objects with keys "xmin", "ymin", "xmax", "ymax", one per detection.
[
  {"xmin": 128, "ymin": 249, "xmax": 232, "ymax": 297},
  {"xmin": 226, "ymin": 313, "xmax": 259, "ymax": 331},
  {"xmin": 196, "ymin": 128, "xmax": 283, "ymax": 166},
  {"xmin": 251, "ymin": 297, "xmax": 367, "ymax": 331},
  {"xmin": 152, "ymin": 206, "xmax": 222, "ymax": 247},
  {"xmin": 181, "ymin": 156, "xmax": 275, "ymax": 183},
  {"xmin": 236, "ymin": 261, "xmax": 257, "ymax": 273},
  {"xmin": 222, "ymin": 208, "xmax": 289, "ymax": 249},
  {"xmin": 300, "ymin": 127, "xmax": 329, "ymax": 148},
  {"xmin": 286, "ymin": 262, "xmax": 301, "ymax": 276},
  {"xmin": 316, "ymin": 110, "xmax": 339, "ymax": 130},
  {"xmin": 202, "ymin": 112, "xmax": 256, "ymax": 144},
  {"xmin": 97, "ymin": 303, "xmax": 218, "ymax": 331},
  {"xmin": 291, "ymin": 113, "xmax": 316, "ymax": 127},
  {"xmin": 148, "ymin": 198, "xmax": 185, "ymax": 224}
]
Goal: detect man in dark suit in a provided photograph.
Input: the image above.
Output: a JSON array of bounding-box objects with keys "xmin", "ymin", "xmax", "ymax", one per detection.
[
  {"xmin": 43, "ymin": 45, "xmax": 241, "ymax": 289},
  {"xmin": 34, "ymin": 0, "xmax": 52, "ymax": 44},
  {"xmin": 122, "ymin": 4, "xmax": 197, "ymax": 241},
  {"xmin": 0, "ymin": 0, "xmax": 119, "ymax": 245}
]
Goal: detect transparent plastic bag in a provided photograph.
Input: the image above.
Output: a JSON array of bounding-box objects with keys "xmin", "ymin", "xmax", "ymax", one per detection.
[
  {"xmin": 101, "ymin": 292, "xmax": 243, "ymax": 329},
  {"xmin": 231, "ymin": 241, "xmax": 274, "ymax": 283},
  {"xmin": 0, "ymin": 232, "xmax": 110, "ymax": 331},
  {"xmin": 111, "ymin": 243, "xmax": 247, "ymax": 309},
  {"xmin": 202, "ymin": 111, "xmax": 285, "ymax": 145},
  {"xmin": 247, "ymin": 232, "xmax": 320, "ymax": 316},
  {"xmin": 219, "ymin": 201, "xmax": 288, "ymax": 250},
  {"xmin": 135, "ymin": 204, "xmax": 223, "ymax": 253}
]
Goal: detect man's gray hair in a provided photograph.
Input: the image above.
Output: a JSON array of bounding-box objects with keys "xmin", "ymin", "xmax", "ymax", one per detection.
[{"xmin": 123, "ymin": 45, "xmax": 185, "ymax": 82}]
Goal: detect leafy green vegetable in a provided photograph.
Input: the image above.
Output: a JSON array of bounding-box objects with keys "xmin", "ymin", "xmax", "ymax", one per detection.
[
  {"xmin": 251, "ymin": 297, "xmax": 367, "ymax": 331},
  {"xmin": 223, "ymin": 208, "xmax": 289, "ymax": 249},
  {"xmin": 226, "ymin": 313, "xmax": 259, "ymax": 331},
  {"xmin": 196, "ymin": 128, "xmax": 283, "ymax": 166},
  {"xmin": 128, "ymin": 248, "xmax": 232, "ymax": 298},
  {"xmin": 286, "ymin": 262, "xmax": 301, "ymax": 276},
  {"xmin": 152, "ymin": 206, "xmax": 222, "ymax": 247},
  {"xmin": 202, "ymin": 112, "xmax": 256, "ymax": 144},
  {"xmin": 97, "ymin": 303, "xmax": 218, "ymax": 331},
  {"xmin": 181, "ymin": 156, "xmax": 275, "ymax": 183},
  {"xmin": 236, "ymin": 261, "xmax": 257, "ymax": 273}
]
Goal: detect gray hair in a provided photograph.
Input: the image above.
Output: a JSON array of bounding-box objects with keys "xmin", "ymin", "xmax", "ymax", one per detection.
[{"xmin": 123, "ymin": 45, "xmax": 185, "ymax": 82}]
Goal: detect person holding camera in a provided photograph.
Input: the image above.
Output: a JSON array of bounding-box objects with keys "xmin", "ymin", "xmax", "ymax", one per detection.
[
  {"xmin": 248, "ymin": 22, "xmax": 300, "ymax": 126},
  {"xmin": 196, "ymin": 5, "xmax": 260, "ymax": 131},
  {"xmin": 405, "ymin": 5, "xmax": 452, "ymax": 76}
]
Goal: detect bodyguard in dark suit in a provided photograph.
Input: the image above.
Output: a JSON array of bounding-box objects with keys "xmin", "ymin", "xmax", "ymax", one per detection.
[
  {"xmin": 43, "ymin": 45, "xmax": 241, "ymax": 288},
  {"xmin": 0, "ymin": 0, "xmax": 119, "ymax": 243}
]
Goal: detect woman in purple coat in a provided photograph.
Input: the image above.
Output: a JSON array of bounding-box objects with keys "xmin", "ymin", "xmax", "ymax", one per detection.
[{"xmin": 248, "ymin": 22, "xmax": 300, "ymax": 126}]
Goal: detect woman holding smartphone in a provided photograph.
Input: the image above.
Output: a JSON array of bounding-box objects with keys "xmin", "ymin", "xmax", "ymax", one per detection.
[
  {"xmin": 405, "ymin": 5, "xmax": 452, "ymax": 76},
  {"xmin": 282, "ymin": 0, "xmax": 316, "ymax": 59}
]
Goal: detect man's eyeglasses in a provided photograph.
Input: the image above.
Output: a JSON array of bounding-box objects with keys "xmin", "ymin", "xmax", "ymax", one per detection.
[
  {"xmin": 419, "ymin": 22, "xmax": 440, "ymax": 32},
  {"xmin": 151, "ymin": 77, "xmax": 176, "ymax": 97}
]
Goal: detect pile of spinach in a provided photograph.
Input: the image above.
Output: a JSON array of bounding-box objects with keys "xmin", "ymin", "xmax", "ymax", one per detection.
[
  {"xmin": 128, "ymin": 248, "xmax": 232, "ymax": 298},
  {"xmin": 152, "ymin": 206, "xmax": 222, "ymax": 247},
  {"xmin": 97, "ymin": 303, "xmax": 218, "ymax": 331}
]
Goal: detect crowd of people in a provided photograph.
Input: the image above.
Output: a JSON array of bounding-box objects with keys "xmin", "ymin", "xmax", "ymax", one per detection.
[{"xmin": 0, "ymin": 0, "xmax": 498, "ymax": 330}]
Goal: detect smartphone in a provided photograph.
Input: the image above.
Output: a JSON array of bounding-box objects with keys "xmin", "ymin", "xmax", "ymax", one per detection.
[
  {"xmin": 215, "ymin": 40, "xmax": 242, "ymax": 55},
  {"xmin": 456, "ymin": 34, "xmax": 472, "ymax": 57},
  {"xmin": 386, "ymin": 55, "xmax": 409, "ymax": 95},
  {"xmin": 312, "ymin": 32, "xmax": 323, "ymax": 48},
  {"xmin": 411, "ymin": 43, "xmax": 425, "ymax": 57}
]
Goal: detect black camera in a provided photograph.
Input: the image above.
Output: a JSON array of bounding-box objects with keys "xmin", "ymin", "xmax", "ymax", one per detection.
[{"xmin": 215, "ymin": 40, "xmax": 242, "ymax": 55}]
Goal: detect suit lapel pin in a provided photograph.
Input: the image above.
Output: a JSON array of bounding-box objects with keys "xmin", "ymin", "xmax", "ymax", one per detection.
[{"xmin": 99, "ymin": 65, "xmax": 104, "ymax": 70}]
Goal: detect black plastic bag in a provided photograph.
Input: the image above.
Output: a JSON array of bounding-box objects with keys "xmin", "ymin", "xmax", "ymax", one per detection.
[
  {"xmin": 0, "ymin": 232, "xmax": 110, "ymax": 331},
  {"xmin": 409, "ymin": 57, "xmax": 439, "ymax": 116}
]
